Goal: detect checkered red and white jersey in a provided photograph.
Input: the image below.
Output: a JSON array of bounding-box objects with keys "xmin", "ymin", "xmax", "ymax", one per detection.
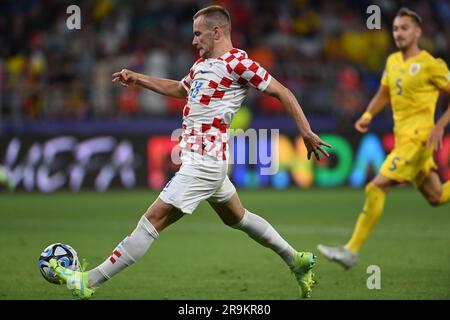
[{"xmin": 179, "ymin": 48, "xmax": 272, "ymax": 161}]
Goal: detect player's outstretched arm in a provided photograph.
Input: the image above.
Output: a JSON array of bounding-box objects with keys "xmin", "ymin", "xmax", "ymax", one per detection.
[
  {"xmin": 264, "ymin": 77, "xmax": 331, "ymax": 160},
  {"xmin": 427, "ymin": 85, "xmax": 450, "ymax": 149},
  {"xmin": 112, "ymin": 69, "xmax": 187, "ymax": 98},
  {"xmin": 355, "ymin": 85, "xmax": 390, "ymax": 133}
]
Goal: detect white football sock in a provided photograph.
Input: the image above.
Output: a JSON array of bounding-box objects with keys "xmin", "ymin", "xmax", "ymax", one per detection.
[
  {"xmin": 88, "ymin": 215, "xmax": 159, "ymax": 287},
  {"xmin": 231, "ymin": 209, "xmax": 296, "ymax": 266}
]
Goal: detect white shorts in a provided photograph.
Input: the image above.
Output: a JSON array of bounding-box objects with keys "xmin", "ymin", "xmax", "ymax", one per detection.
[{"xmin": 158, "ymin": 152, "xmax": 236, "ymax": 214}]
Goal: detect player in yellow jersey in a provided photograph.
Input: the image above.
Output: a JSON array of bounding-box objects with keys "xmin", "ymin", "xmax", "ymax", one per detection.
[{"xmin": 318, "ymin": 7, "xmax": 450, "ymax": 268}]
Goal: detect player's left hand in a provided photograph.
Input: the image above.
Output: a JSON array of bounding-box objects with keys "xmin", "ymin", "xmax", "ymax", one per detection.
[
  {"xmin": 427, "ymin": 126, "xmax": 444, "ymax": 150},
  {"xmin": 303, "ymin": 131, "xmax": 332, "ymax": 160},
  {"xmin": 355, "ymin": 117, "xmax": 371, "ymax": 133}
]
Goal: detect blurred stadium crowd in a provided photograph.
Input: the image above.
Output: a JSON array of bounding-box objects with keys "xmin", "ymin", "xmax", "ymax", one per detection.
[{"xmin": 1, "ymin": 0, "xmax": 449, "ymax": 125}]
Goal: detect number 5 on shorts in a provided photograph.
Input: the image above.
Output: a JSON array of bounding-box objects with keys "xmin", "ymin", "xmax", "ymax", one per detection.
[{"xmin": 389, "ymin": 156, "xmax": 400, "ymax": 172}]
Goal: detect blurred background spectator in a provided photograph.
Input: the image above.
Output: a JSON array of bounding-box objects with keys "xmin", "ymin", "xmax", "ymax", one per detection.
[{"xmin": 0, "ymin": 0, "xmax": 449, "ymax": 131}]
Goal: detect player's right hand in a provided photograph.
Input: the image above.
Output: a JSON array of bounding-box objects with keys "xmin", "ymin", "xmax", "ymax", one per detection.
[
  {"xmin": 303, "ymin": 131, "xmax": 332, "ymax": 161},
  {"xmin": 112, "ymin": 69, "xmax": 138, "ymax": 87},
  {"xmin": 355, "ymin": 117, "xmax": 371, "ymax": 133},
  {"xmin": 427, "ymin": 125, "xmax": 444, "ymax": 150}
]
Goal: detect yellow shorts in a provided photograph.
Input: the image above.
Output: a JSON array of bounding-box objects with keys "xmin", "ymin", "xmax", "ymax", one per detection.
[{"xmin": 379, "ymin": 140, "xmax": 437, "ymax": 187}]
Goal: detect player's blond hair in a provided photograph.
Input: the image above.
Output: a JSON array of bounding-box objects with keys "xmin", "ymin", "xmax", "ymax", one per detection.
[
  {"xmin": 396, "ymin": 7, "xmax": 422, "ymax": 27},
  {"xmin": 193, "ymin": 5, "xmax": 231, "ymax": 35}
]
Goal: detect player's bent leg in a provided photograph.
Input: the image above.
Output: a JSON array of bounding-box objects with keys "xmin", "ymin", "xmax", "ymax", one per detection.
[
  {"xmin": 345, "ymin": 177, "xmax": 390, "ymax": 253},
  {"xmin": 210, "ymin": 193, "xmax": 297, "ymax": 265},
  {"xmin": 417, "ymin": 171, "xmax": 450, "ymax": 206},
  {"xmin": 209, "ymin": 192, "xmax": 245, "ymax": 226},
  {"xmin": 318, "ymin": 174, "xmax": 393, "ymax": 269},
  {"xmin": 209, "ymin": 193, "xmax": 315, "ymax": 298}
]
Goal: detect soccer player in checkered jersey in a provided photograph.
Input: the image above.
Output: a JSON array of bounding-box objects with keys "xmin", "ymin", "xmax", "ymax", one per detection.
[{"xmin": 49, "ymin": 5, "xmax": 331, "ymax": 299}]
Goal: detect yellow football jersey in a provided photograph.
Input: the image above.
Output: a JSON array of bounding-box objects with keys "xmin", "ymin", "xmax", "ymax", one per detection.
[{"xmin": 381, "ymin": 50, "xmax": 450, "ymax": 142}]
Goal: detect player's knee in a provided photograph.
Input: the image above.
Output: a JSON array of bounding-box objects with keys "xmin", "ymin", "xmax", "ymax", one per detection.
[
  {"xmin": 223, "ymin": 214, "xmax": 243, "ymax": 227},
  {"xmin": 421, "ymin": 187, "xmax": 442, "ymax": 206},
  {"xmin": 144, "ymin": 211, "xmax": 157, "ymax": 224},
  {"xmin": 226, "ymin": 208, "xmax": 246, "ymax": 228},
  {"xmin": 426, "ymin": 194, "xmax": 441, "ymax": 207},
  {"xmin": 365, "ymin": 182, "xmax": 387, "ymax": 195},
  {"xmin": 143, "ymin": 210, "xmax": 168, "ymax": 232}
]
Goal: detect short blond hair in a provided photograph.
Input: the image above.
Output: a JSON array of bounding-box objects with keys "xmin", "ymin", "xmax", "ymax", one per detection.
[
  {"xmin": 396, "ymin": 7, "xmax": 422, "ymax": 27},
  {"xmin": 193, "ymin": 5, "xmax": 231, "ymax": 34}
]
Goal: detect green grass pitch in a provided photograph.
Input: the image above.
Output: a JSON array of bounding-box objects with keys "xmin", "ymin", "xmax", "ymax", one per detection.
[{"xmin": 1, "ymin": 188, "xmax": 449, "ymax": 300}]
